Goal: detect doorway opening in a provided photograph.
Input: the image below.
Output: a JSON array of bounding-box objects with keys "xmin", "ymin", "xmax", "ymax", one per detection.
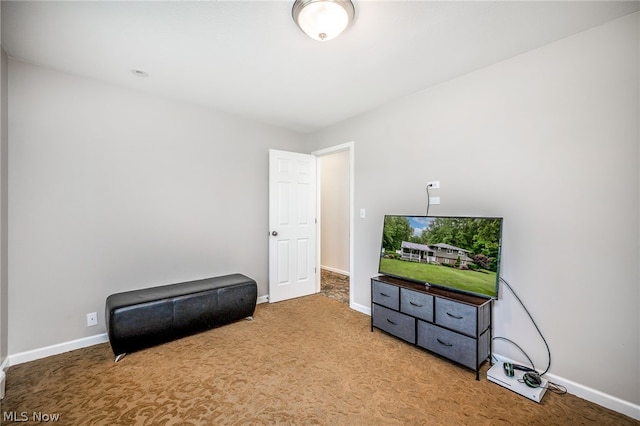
[{"xmin": 313, "ymin": 142, "xmax": 354, "ymax": 308}]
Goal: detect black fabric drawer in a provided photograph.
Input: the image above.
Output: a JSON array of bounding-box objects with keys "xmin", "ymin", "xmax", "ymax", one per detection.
[
  {"xmin": 372, "ymin": 280, "xmax": 400, "ymax": 310},
  {"xmin": 373, "ymin": 304, "xmax": 415, "ymax": 344},
  {"xmin": 435, "ymin": 298, "xmax": 477, "ymax": 336},
  {"xmin": 400, "ymin": 288, "xmax": 434, "ymax": 322},
  {"xmin": 417, "ymin": 321, "xmax": 476, "ymax": 369}
]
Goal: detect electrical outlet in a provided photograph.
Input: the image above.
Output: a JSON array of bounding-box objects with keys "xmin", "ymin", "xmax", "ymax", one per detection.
[
  {"xmin": 86, "ymin": 312, "xmax": 98, "ymax": 327},
  {"xmin": 427, "ymin": 181, "xmax": 440, "ymax": 189}
]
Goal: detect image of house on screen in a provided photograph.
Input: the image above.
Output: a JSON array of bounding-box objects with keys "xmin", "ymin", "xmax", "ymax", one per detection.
[{"xmin": 400, "ymin": 241, "xmax": 474, "ymax": 267}]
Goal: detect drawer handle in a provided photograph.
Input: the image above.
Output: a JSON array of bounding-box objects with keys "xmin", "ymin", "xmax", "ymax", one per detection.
[
  {"xmin": 409, "ymin": 301, "xmax": 423, "ymax": 307},
  {"xmin": 379, "ymin": 293, "xmax": 391, "ymax": 298},
  {"xmin": 386, "ymin": 318, "xmax": 397, "ymax": 325},
  {"xmin": 446, "ymin": 312, "xmax": 463, "ymax": 320},
  {"xmin": 436, "ymin": 338, "xmax": 453, "ymax": 347}
]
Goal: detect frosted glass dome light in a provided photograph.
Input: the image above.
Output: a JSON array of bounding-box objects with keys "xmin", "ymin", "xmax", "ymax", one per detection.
[{"xmin": 292, "ymin": 0, "xmax": 355, "ymax": 41}]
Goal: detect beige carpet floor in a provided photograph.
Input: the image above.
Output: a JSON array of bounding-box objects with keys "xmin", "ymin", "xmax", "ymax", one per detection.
[{"xmin": 1, "ymin": 294, "xmax": 637, "ymax": 425}]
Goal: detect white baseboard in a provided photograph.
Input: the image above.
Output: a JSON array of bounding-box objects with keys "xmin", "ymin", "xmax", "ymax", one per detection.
[
  {"xmin": 320, "ymin": 265, "xmax": 350, "ymax": 276},
  {"xmin": 0, "ymin": 356, "xmax": 7, "ymax": 399},
  {"xmin": 543, "ymin": 371, "xmax": 639, "ymax": 420},
  {"xmin": 257, "ymin": 295, "xmax": 269, "ymax": 304},
  {"xmin": 351, "ymin": 301, "xmax": 370, "ymax": 316},
  {"xmin": 8, "ymin": 333, "xmax": 108, "ymax": 367},
  {"xmin": 491, "ymin": 354, "xmax": 639, "ymax": 420}
]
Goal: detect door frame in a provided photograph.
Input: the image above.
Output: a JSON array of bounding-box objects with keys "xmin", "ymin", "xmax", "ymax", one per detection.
[{"xmin": 312, "ymin": 142, "xmax": 355, "ymax": 308}]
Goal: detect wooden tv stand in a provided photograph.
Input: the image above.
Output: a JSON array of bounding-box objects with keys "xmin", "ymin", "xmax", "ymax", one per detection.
[{"xmin": 371, "ymin": 275, "xmax": 492, "ymax": 380}]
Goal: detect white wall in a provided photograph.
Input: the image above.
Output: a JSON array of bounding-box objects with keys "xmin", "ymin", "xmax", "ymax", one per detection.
[
  {"xmin": 308, "ymin": 13, "xmax": 639, "ymax": 410},
  {"xmin": 8, "ymin": 60, "xmax": 305, "ymax": 355},
  {"xmin": 320, "ymin": 150, "xmax": 350, "ymax": 275}
]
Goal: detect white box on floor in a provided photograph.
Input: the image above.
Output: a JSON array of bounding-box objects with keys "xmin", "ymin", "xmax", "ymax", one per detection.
[{"xmin": 487, "ymin": 362, "xmax": 547, "ymax": 403}]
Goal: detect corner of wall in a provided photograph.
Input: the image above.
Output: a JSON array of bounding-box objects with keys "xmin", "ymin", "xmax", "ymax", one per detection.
[{"xmin": 0, "ymin": 45, "xmax": 9, "ymax": 368}]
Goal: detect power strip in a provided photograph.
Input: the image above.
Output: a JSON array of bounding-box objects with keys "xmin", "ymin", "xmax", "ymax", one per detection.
[{"xmin": 487, "ymin": 362, "xmax": 547, "ymax": 403}]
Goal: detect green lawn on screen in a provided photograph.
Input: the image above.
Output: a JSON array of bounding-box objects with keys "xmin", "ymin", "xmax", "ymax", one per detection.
[{"xmin": 379, "ymin": 258, "xmax": 496, "ymax": 297}]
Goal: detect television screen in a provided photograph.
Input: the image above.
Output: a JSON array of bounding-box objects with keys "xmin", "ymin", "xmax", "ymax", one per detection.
[{"xmin": 378, "ymin": 215, "xmax": 503, "ymax": 299}]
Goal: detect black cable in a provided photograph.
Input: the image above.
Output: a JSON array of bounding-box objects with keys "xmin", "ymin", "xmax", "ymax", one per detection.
[
  {"xmin": 545, "ymin": 382, "xmax": 568, "ymax": 394},
  {"xmin": 495, "ymin": 277, "xmax": 552, "ymax": 376},
  {"xmin": 491, "ymin": 337, "xmax": 536, "ymax": 371},
  {"xmin": 500, "ymin": 277, "xmax": 552, "ymax": 376},
  {"xmin": 492, "ymin": 279, "xmax": 568, "ymax": 395},
  {"xmin": 514, "ymin": 378, "xmax": 567, "ymax": 394},
  {"xmin": 425, "ymin": 184, "xmax": 431, "ymax": 215}
]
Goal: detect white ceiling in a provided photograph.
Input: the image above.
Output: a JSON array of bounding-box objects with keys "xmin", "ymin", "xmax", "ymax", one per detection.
[{"xmin": 2, "ymin": 1, "xmax": 639, "ymax": 133}]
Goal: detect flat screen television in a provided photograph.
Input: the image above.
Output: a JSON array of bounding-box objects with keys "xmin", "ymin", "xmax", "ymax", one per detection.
[{"xmin": 378, "ymin": 215, "xmax": 503, "ymax": 299}]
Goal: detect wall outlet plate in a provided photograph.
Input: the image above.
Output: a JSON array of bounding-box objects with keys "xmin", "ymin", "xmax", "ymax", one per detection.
[{"xmin": 86, "ymin": 312, "xmax": 98, "ymax": 327}]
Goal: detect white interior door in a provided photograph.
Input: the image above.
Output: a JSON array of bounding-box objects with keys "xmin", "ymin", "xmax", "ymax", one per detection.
[{"xmin": 268, "ymin": 149, "xmax": 317, "ymax": 303}]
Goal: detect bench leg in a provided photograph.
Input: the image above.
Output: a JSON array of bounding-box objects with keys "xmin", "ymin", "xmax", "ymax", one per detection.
[
  {"xmin": 114, "ymin": 353, "xmax": 127, "ymax": 363},
  {"xmin": 245, "ymin": 316, "xmax": 253, "ymax": 321}
]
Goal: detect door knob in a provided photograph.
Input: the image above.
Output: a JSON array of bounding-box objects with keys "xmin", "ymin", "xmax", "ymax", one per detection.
[{"xmin": 271, "ymin": 231, "xmax": 278, "ymax": 236}]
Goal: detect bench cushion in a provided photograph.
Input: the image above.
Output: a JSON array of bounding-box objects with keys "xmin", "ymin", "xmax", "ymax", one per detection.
[{"xmin": 106, "ymin": 273, "xmax": 257, "ymax": 357}]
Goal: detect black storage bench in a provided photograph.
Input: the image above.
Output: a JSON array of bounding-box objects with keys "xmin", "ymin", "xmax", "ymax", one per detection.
[{"xmin": 105, "ymin": 273, "xmax": 257, "ymax": 361}]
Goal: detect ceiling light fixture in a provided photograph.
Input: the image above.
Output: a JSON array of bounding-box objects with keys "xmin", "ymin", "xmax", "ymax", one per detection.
[{"xmin": 292, "ymin": 0, "xmax": 355, "ymax": 42}]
